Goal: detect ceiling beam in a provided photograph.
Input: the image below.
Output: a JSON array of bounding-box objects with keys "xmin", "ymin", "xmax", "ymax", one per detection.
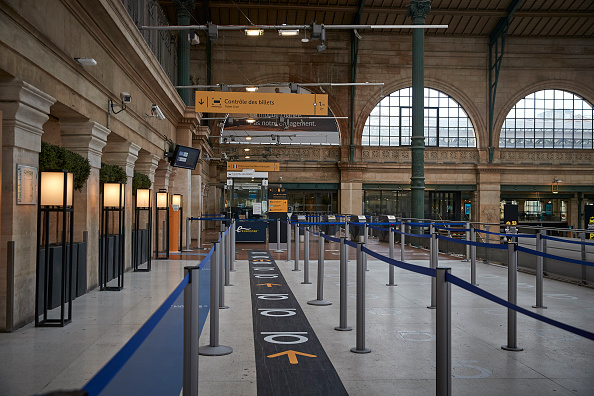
[{"xmin": 158, "ymin": 2, "xmax": 592, "ymax": 19}]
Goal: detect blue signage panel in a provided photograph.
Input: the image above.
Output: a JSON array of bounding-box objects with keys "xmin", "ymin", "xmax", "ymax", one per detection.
[{"xmin": 236, "ymin": 220, "xmax": 267, "ymax": 242}]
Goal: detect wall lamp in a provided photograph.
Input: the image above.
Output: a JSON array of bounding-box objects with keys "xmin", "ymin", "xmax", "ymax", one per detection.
[{"xmin": 552, "ymin": 178, "xmax": 562, "ymax": 194}]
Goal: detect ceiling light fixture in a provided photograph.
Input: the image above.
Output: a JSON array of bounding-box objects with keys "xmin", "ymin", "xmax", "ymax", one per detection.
[
  {"xmin": 246, "ymin": 117, "xmax": 256, "ymax": 124},
  {"xmin": 279, "ymin": 29, "xmax": 299, "ymax": 36},
  {"xmin": 75, "ymin": 58, "xmax": 97, "ymax": 66},
  {"xmin": 245, "ymin": 87, "xmax": 258, "ymax": 92},
  {"xmin": 245, "ymin": 29, "xmax": 264, "ymax": 36},
  {"xmin": 245, "ymin": 136, "xmax": 252, "ymax": 140}
]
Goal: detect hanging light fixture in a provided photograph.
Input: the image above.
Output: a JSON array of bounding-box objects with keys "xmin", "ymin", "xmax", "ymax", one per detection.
[{"xmin": 245, "ymin": 29, "xmax": 264, "ymax": 36}]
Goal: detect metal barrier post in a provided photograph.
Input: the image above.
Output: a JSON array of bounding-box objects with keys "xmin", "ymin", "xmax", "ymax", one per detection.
[
  {"xmin": 308, "ymin": 233, "xmax": 331, "ymax": 306},
  {"xmin": 293, "ymin": 223, "xmax": 300, "ymax": 271},
  {"xmin": 502, "ymin": 242, "xmax": 523, "ymax": 351},
  {"xmin": 183, "ymin": 266, "xmax": 199, "ymax": 395},
  {"xmin": 199, "ymin": 242, "xmax": 233, "ymax": 356},
  {"xmin": 401, "ymin": 223, "xmax": 406, "ymax": 262},
  {"xmin": 464, "ymin": 221, "xmax": 470, "ymax": 261},
  {"xmin": 387, "ymin": 227, "xmax": 396, "ymax": 286},
  {"xmin": 363, "ymin": 223, "xmax": 368, "ymax": 271},
  {"xmin": 274, "ymin": 217, "xmax": 283, "ymax": 252},
  {"xmin": 436, "ymin": 267, "xmax": 452, "ymax": 396},
  {"xmin": 533, "ymin": 230, "xmax": 546, "ymax": 308},
  {"xmin": 197, "ymin": 218, "xmax": 202, "ymax": 250},
  {"xmin": 428, "ymin": 224, "xmax": 437, "ymax": 309},
  {"xmin": 230, "ymin": 220, "xmax": 236, "ymax": 272},
  {"xmin": 580, "ymin": 231, "xmax": 587, "ymax": 285},
  {"xmin": 351, "ymin": 242, "xmax": 371, "ymax": 354},
  {"xmin": 345, "ymin": 220, "xmax": 349, "ymax": 240},
  {"xmin": 302, "ymin": 227, "xmax": 311, "ymax": 284},
  {"xmin": 287, "ymin": 218, "xmax": 292, "ymax": 262},
  {"xmin": 225, "ymin": 228, "xmax": 232, "ymax": 287},
  {"xmin": 470, "ymin": 225, "xmax": 478, "ymax": 285},
  {"xmin": 485, "ymin": 225, "xmax": 490, "ymax": 264},
  {"xmin": 335, "ymin": 236, "xmax": 352, "ymax": 331},
  {"xmin": 219, "ymin": 232, "xmax": 229, "ymax": 309}
]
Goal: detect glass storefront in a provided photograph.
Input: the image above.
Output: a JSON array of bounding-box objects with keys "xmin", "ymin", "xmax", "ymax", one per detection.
[
  {"xmin": 227, "ymin": 179, "xmax": 268, "ymax": 219},
  {"xmin": 363, "ymin": 190, "xmax": 411, "ymax": 217},
  {"xmin": 287, "ymin": 190, "xmax": 338, "ymax": 214},
  {"xmin": 500, "ymin": 198, "xmax": 568, "ymax": 223}
]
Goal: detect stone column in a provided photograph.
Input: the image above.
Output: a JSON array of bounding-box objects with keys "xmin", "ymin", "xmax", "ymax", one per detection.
[
  {"xmin": 103, "ymin": 141, "xmax": 140, "ymax": 271},
  {"xmin": 475, "ymin": 166, "xmax": 502, "ymax": 228},
  {"xmin": 338, "ymin": 162, "xmax": 367, "ymax": 215},
  {"xmin": 134, "ymin": 151, "xmax": 160, "ymax": 187},
  {"xmin": 60, "ymin": 120, "xmax": 110, "ymax": 291},
  {"xmin": 0, "ymin": 79, "xmax": 55, "ymax": 330}
]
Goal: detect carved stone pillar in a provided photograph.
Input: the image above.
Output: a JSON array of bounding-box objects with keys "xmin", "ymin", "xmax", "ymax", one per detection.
[
  {"xmin": 134, "ymin": 151, "xmax": 160, "ymax": 186},
  {"xmin": 339, "ymin": 162, "xmax": 367, "ymax": 215},
  {"xmin": 103, "ymin": 141, "xmax": 140, "ymax": 271},
  {"xmin": 475, "ymin": 165, "xmax": 502, "ymax": 228},
  {"xmin": 60, "ymin": 120, "xmax": 110, "ymax": 291},
  {"xmin": 0, "ymin": 79, "xmax": 55, "ymax": 330}
]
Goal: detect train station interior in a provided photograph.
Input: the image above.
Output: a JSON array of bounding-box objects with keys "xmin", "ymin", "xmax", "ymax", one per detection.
[{"xmin": 0, "ymin": 0, "xmax": 593, "ymax": 395}]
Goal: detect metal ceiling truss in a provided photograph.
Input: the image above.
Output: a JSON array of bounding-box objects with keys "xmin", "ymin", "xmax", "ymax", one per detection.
[{"xmin": 488, "ymin": 0, "xmax": 523, "ymax": 164}]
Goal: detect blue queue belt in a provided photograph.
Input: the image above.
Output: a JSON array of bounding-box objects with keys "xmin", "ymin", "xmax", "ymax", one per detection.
[
  {"xmin": 543, "ymin": 234, "xmax": 594, "ymax": 246},
  {"xmin": 437, "ymin": 234, "xmax": 508, "ymax": 250},
  {"xmin": 475, "ymin": 229, "xmax": 537, "ymax": 238},
  {"xmin": 362, "ymin": 245, "xmax": 436, "ymax": 277},
  {"xmin": 393, "ymin": 229, "xmax": 432, "ymax": 238},
  {"xmin": 83, "ymin": 274, "xmax": 191, "ymax": 396},
  {"xmin": 83, "ymin": 248, "xmax": 215, "ymax": 395},
  {"xmin": 446, "ymin": 273, "xmax": 594, "ymax": 341},
  {"xmin": 516, "ymin": 245, "xmax": 594, "ymax": 267}
]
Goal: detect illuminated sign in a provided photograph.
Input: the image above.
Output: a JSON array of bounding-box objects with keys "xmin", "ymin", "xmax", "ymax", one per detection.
[
  {"xmin": 227, "ymin": 162, "xmax": 280, "ymax": 172},
  {"xmin": 195, "ymin": 92, "xmax": 328, "ymax": 116}
]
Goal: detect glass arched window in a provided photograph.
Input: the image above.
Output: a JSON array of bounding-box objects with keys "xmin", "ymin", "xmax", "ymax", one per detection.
[
  {"xmin": 362, "ymin": 87, "xmax": 476, "ymax": 147},
  {"xmin": 500, "ymin": 89, "xmax": 594, "ymax": 149}
]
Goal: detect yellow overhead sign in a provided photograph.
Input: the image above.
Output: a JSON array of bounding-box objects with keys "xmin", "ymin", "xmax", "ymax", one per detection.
[
  {"xmin": 195, "ymin": 92, "xmax": 328, "ymax": 116},
  {"xmin": 269, "ymin": 199, "xmax": 288, "ymax": 213},
  {"xmin": 227, "ymin": 162, "xmax": 279, "ymax": 172}
]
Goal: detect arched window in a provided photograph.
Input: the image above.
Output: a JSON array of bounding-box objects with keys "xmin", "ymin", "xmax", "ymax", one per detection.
[
  {"xmin": 362, "ymin": 87, "xmax": 476, "ymax": 147},
  {"xmin": 500, "ymin": 89, "xmax": 594, "ymax": 149}
]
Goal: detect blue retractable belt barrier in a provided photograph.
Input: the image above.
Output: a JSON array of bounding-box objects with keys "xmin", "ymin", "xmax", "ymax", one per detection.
[
  {"xmin": 437, "ymin": 234, "xmax": 508, "ymax": 249},
  {"xmin": 543, "ymin": 234, "xmax": 594, "ymax": 246},
  {"xmin": 83, "ymin": 274, "xmax": 191, "ymax": 396},
  {"xmin": 362, "ymin": 245, "xmax": 436, "ymax": 277},
  {"xmin": 446, "ymin": 273, "xmax": 594, "ymax": 341},
  {"xmin": 516, "ymin": 245, "xmax": 594, "ymax": 267},
  {"xmin": 393, "ymin": 229, "xmax": 432, "ymax": 238}
]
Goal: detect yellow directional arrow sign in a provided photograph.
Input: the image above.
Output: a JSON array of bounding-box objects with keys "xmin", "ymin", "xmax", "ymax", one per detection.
[
  {"xmin": 195, "ymin": 91, "xmax": 328, "ymax": 116},
  {"xmin": 267, "ymin": 350, "xmax": 317, "ymax": 365},
  {"xmin": 256, "ymin": 283, "xmax": 282, "ymax": 288}
]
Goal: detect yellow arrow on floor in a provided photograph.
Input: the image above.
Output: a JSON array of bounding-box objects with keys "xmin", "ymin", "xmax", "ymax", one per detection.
[
  {"xmin": 256, "ymin": 283, "xmax": 282, "ymax": 287},
  {"xmin": 267, "ymin": 350, "xmax": 317, "ymax": 364}
]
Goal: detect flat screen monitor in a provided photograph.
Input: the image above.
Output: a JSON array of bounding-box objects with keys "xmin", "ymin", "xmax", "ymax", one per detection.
[{"xmin": 170, "ymin": 144, "xmax": 200, "ymax": 170}]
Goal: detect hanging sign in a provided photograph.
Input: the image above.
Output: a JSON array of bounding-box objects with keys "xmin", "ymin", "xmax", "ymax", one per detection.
[
  {"xmin": 227, "ymin": 162, "xmax": 279, "ymax": 172},
  {"xmin": 195, "ymin": 92, "xmax": 328, "ymax": 116}
]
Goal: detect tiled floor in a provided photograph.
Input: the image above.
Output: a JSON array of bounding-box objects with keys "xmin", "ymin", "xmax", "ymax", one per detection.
[{"xmin": 1, "ymin": 233, "xmax": 593, "ymax": 395}]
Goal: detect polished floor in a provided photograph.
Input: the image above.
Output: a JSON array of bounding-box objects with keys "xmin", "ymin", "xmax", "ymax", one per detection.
[{"xmin": 1, "ymin": 233, "xmax": 594, "ymax": 395}]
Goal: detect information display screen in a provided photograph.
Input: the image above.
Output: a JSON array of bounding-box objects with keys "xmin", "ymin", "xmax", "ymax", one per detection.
[{"xmin": 170, "ymin": 145, "xmax": 200, "ymax": 170}]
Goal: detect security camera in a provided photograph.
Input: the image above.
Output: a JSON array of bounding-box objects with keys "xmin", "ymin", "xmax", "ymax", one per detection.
[
  {"xmin": 151, "ymin": 104, "xmax": 165, "ymax": 120},
  {"xmin": 120, "ymin": 92, "xmax": 132, "ymax": 104}
]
